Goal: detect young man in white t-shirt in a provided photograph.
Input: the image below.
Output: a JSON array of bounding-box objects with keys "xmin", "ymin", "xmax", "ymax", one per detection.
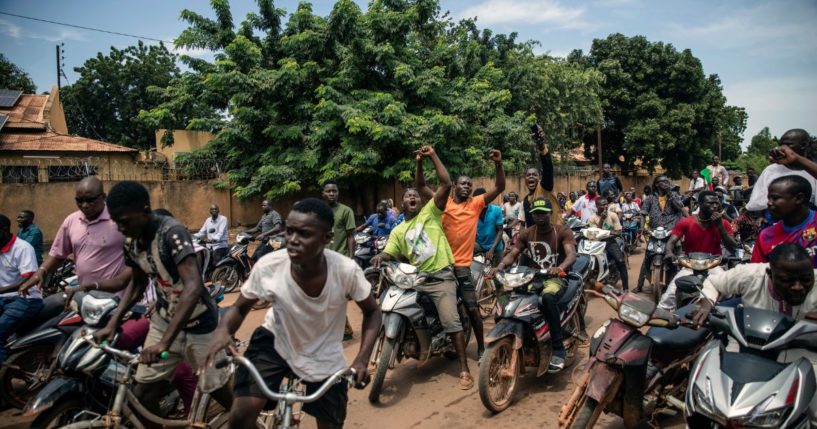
[{"xmin": 206, "ymin": 198, "xmax": 381, "ymax": 429}]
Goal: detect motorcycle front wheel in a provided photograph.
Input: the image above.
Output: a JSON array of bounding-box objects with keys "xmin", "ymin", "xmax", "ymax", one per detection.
[
  {"xmin": 368, "ymin": 334, "xmax": 396, "ymax": 404},
  {"xmin": 478, "ymin": 337, "xmax": 518, "ymax": 413},
  {"xmin": 211, "ymin": 265, "xmax": 241, "ymax": 293},
  {"xmin": 475, "ymin": 275, "xmax": 497, "ymax": 319},
  {"xmin": 0, "ymin": 344, "xmax": 54, "ymax": 409},
  {"xmin": 29, "ymin": 399, "xmax": 91, "ymax": 429}
]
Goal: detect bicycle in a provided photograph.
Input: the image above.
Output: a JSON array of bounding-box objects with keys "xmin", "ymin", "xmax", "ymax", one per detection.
[
  {"xmin": 57, "ymin": 334, "xmax": 229, "ymax": 429},
  {"xmin": 216, "ymin": 355, "xmax": 356, "ymax": 429}
]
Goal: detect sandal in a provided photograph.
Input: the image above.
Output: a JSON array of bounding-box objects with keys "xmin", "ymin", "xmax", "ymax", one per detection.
[{"xmin": 458, "ymin": 372, "xmax": 474, "ymax": 390}]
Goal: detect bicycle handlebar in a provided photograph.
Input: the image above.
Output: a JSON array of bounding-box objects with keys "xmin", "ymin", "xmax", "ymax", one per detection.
[
  {"xmin": 218, "ymin": 355, "xmax": 356, "ymax": 404},
  {"xmin": 80, "ymin": 333, "xmax": 170, "ymax": 364}
]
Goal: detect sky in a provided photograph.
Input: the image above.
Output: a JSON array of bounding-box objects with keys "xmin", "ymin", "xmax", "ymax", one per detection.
[{"xmin": 1, "ymin": 0, "xmax": 815, "ymax": 148}]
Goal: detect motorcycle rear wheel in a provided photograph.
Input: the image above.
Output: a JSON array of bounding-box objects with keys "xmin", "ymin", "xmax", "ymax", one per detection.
[
  {"xmin": 211, "ymin": 266, "xmax": 241, "ymax": 293},
  {"xmin": 29, "ymin": 399, "xmax": 89, "ymax": 429},
  {"xmin": 478, "ymin": 337, "xmax": 518, "ymax": 413}
]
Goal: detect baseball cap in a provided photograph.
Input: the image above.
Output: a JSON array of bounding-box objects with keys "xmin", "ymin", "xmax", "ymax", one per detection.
[{"xmin": 530, "ymin": 197, "xmax": 552, "ymax": 213}]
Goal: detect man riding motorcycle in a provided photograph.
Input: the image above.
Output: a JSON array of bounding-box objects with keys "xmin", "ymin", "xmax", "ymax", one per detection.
[
  {"xmin": 691, "ymin": 242, "xmax": 817, "ymax": 424},
  {"xmin": 246, "ymin": 200, "xmax": 283, "ymax": 261},
  {"xmin": 636, "ymin": 175, "xmax": 686, "ymax": 293},
  {"xmin": 488, "ymin": 197, "xmax": 578, "ymax": 372},
  {"xmin": 355, "ymin": 200, "xmax": 397, "ymax": 239},
  {"xmin": 588, "ymin": 198, "xmax": 629, "ymax": 291},
  {"xmin": 371, "ymin": 145, "xmax": 474, "ymax": 390},
  {"xmin": 658, "ymin": 191, "xmax": 737, "ymax": 311}
]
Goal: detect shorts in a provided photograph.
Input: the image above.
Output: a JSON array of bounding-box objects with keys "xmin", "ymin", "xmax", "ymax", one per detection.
[
  {"xmin": 453, "ymin": 266, "xmax": 477, "ymax": 310},
  {"xmin": 415, "ymin": 268, "xmax": 463, "ymax": 333},
  {"xmin": 234, "ymin": 328, "xmax": 348, "ymax": 427},
  {"xmin": 134, "ymin": 313, "xmax": 229, "ymax": 393}
]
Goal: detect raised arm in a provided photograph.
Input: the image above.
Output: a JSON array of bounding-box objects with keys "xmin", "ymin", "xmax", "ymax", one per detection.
[
  {"xmin": 414, "ymin": 151, "xmax": 435, "ymax": 201},
  {"xmin": 532, "ymin": 125, "xmax": 554, "ymax": 192},
  {"xmin": 419, "ymin": 146, "xmax": 452, "ymax": 211},
  {"xmin": 772, "ymin": 145, "xmax": 817, "ymax": 180},
  {"xmin": 482, "ymin": 149, "xmax": 506, "ymax": 203}
]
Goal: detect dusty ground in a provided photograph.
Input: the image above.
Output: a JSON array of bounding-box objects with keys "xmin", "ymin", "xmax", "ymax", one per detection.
[{"xmin": 0, "ymin": 251, "xmax": 686, "ymax": 429}]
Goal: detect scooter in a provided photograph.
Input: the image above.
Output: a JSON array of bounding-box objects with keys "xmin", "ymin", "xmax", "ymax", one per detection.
[
  {"xmin": 559, "ymin": 286, "xmax": 712, "ymax": 429},
  {"xmin": 367, "ymin": 262, "xmax": 472, "ymax": 403},
  {"xmin": 673, "ymin": 253, "xmax": 722, "ymax": 310},
  {"xmin": 621, "ymin": 212, "xmax": 641, "ymax": 253},
  {"xmin": 0, "ymin": 278, "xmax": 85, "ymax": 409},
  {"xmin": 685, "ymin": 304, "xmax": 817, "ymax": 428},
  {"xmin": 576, "ymin": 227, "xmax": 619, "ymax": 289},
  {"xmin": 478, "ymin": 266, "xmax": 585, "ymax": 413}
]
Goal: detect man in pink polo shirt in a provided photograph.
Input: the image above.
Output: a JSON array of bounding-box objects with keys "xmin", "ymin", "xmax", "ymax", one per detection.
[
  {"xmin": 20, "ymin": 177, "xmax": 127, "ymax": 293},
  {"xmin": 0, "ymin": 213, "xmax": 41, "ymax": 362}
]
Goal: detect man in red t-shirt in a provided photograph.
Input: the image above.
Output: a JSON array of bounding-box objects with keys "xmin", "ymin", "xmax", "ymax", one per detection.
[{"xmin": 657, "ymin": 191, "xmax": 738, "ymax": 310}]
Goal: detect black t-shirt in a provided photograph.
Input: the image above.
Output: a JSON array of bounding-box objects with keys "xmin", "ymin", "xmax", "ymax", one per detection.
[
  {"xmin": 514, "ymin": 224, "xmax": 576, "ymax": 269},
  {"xmin": 124, "ymin": 214, "xmax": 218, "ymax": 333}
]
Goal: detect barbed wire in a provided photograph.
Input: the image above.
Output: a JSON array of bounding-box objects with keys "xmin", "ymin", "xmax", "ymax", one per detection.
[{"xmin": 0, "ymin": 156, "xmax": 225, "ymax": 184}]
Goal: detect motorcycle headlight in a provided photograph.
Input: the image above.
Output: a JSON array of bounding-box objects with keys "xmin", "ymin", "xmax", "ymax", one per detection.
[
  {"xmin": 652, "ymin": 229, "xmax": 669, "ymax": 239},
  {"xmin": 693, "ymin": 380, "xmax": 726, "ymax": 425},
  {"xmin": 619, "ymin": 303, "xmax": 650, "ymax": 327},
  {"xmin": 732, "ymin": 395, "xmax": 790, "ymax": 428},
  {"xmin": 496, "ymin": 271, "xmax": 535, "ymax": 289},
  {"xmin": 81, "ymin": 296, "xmax": 117, "ymax": 326},
  {"xmin": 385, "ymin": 265, "xmax": 416, "ymax": 289}
]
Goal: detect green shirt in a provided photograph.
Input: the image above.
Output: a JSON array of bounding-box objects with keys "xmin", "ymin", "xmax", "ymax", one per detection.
[
  {"xmin": 329, "ymin": 203, "xmax": 356, "ymax": 255},
  {"xmin": 384, "ymin": 201, "xmax": 454, "ymax": 273}
]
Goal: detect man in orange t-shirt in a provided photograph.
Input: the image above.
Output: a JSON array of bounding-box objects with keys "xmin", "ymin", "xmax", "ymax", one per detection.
[{"xmin": 418, "ymin": 149, "xmax": 505, "ymax": 358}]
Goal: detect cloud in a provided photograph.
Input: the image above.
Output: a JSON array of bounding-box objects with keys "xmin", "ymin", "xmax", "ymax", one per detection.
[
  {"xmin": 0, "ymin": 19, "xmax": 21, "ymax": 38},
  {"xmin": 29, "ymin": 29, "xmax": 87, "ymax": 42},
  {"xmin": 171, "ymin": 45, "xmax": 212, "ymax": 59},
  {"xmin": 723, "ymin": 76, "xmax": 817, "ymax": 147},
  {"xmin": 458, "ymin": 0, "xmax": 588, "ymax": 29},
  {"xmin": 668, "ymin": 1, "xmax": 817, "ymax": 57}
]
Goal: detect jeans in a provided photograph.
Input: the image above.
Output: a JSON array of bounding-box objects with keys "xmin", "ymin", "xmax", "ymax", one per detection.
[
  {"xmin": 539, "ymin": 279, "xmax": 566, "ymax": 349},
  {"xmin": 0, "ymin": 296, "xmax": 44, "ymax": 362},
  {"xmin": 606, "ymin": 239, "xmax": 629, "ymax": 290}
]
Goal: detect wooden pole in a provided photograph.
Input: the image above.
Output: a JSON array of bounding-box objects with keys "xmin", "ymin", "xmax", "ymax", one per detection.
[{"xmin": 596, "ymin": 119, "xmax": 602, "ymax": 170}]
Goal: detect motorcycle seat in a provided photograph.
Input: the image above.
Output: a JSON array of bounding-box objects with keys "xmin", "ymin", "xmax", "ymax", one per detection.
[
  {"xmin": 16, "ymin": 293, "xmax": 66, "ymax": 335},
  {"xmin": 647, "ymin": 324, "xmax": 710, "ymax": 350}
]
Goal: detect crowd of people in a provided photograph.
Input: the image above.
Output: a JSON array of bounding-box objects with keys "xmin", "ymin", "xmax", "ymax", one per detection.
[{"xmin": 0, "ymin": 126, "xmax": 815, "ymax": 428}]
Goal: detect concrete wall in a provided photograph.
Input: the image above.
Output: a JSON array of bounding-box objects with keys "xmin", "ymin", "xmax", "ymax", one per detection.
[
  {"xmin": 155, "ymin": 130, "xmax": 216, "ymax": 162},
  {"xmin": 45, "ymin": 85, "xmax": 68, "ymax": 135},
  {"xmin": 0, "ymin": 172, "xmax": 683, "ymax": 245}
]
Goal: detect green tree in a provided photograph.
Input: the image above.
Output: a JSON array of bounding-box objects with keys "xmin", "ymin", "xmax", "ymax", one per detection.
[
  {"xmin": 145, "ymin": 0, "xmax": 603, "ymax": 199},
  {"xmin": 0, "ymin": 54, "xmax": 36, "ymax": 93},
  {"xmin": 61, "ymin": 41, "xmax": 202, "ymax": 150},
  {"xmin": 746, "ymin": 126, "xmax": 778, "ymax": 156},
  {"xmin": 568, "ymin": 34, "xmax": 746, "ymax": 177}
]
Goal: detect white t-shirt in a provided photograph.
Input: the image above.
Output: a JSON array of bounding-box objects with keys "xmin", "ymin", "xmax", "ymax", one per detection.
[
  {"xmin": 688, "ymin": 177, "xmax": 705, "ymax": 193},
  {"xmin": 503, "ymin": 202, "xmax": 522, "ymax": 223},
  {"xmin": 0, "ymin": 235, "xmax": 40, "ymax": 298},
  {"xmin": 240, "ymin": 249, "xmax": 371, "ymax": 381},
  {"xmin": 571, "ymin": 195, "xmax": 599, "ymax": 223},
  {"xmin": 746, "ymin": 164, "xmax": 817, "ymax": 211}
]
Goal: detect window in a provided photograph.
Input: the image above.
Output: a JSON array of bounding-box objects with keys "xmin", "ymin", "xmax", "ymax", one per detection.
[
  {"xmin": 47, "ymin": 164, "xmax": 97, "ymax": 182},
  {"xmin": 1, "ymin": 166, "xmax": 39, "ymax": 184}
]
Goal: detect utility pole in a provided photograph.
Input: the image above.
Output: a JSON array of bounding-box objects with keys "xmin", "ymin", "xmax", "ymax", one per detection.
[
  {"xmin": 56, "ymin": 44, "xmax": 61, "ymax": 89},
  {"xmin": 718, "ymin": 133, "xmax": 722, "ymax": 160},
  {"xmin": 596, "ymin": 118, "xmax": 603, "ymax": 171}
]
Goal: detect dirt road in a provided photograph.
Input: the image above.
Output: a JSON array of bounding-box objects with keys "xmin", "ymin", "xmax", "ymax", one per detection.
[{"xmin": 0, "ymin": 251, "xmax": 686, "ymax": 429}]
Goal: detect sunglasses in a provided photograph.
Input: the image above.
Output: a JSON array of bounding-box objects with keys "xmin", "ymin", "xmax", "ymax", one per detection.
[{"xmin": 75, "ymin": 194, "xmax": 103, "ymax": 204}]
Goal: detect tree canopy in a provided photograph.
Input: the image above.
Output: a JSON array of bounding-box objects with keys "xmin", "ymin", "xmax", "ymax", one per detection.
[
  {"xmin": 0, "ymin": 54, "xmax": 36, "ymax": 93},
  {"xmin": 145, "ymin": 0, "xmax": 603, "ymax": 199},
  {"xmin": 61, "ymin": 41, "xmax": 204, "ymax": 150},
  {"xmin": 568, "ymin": 34, "xmax": 746, "ymax": 178}
]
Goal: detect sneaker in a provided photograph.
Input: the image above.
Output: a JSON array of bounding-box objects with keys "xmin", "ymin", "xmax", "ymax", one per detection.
[{"xmin": 548, "ymin": 347, "xmax": 566, "ymax": 373}]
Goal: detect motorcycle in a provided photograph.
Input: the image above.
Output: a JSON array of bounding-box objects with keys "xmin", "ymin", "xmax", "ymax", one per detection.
[
  {"xmin": 621, "ymin": 212, "xmax": 641, "ymax": 254},
  {"xmin": 559, "ymin": 286, "xmax": 712, "ymax": 429},
  {"xmin": 673, "ymin": 253, "xmax": 722, "ymax": 310},
  {"xmin": 353, "ymin": 226, "xmax": 388, "ymax": 270},
  {"xmin": 472, "ymin": 252, "xmax": 497, "ymax": 319},
  {"xmin": 685, "ymin": 305, "xmax": 817, "ymax": 428},
  {"xmin": 478, "ymin": 266, "xmax": 585, "ymax": 413},
  {"xmin": 367, "ymin": 262, "xmax": 472, "ymax": 403},
  {"xmin": 0, "ymin": 278, "xmax": 85, "ymax": 409},
  {"xmin": 40, "ymin": 260, "xmax": 76, "ymax": 297},
  {"xmin": 645, "ymin": 226, "xmax": 673, "ymax": 304},
  {"xmin": 576, "ymin": 227, "xmax": 620, "ymax": 289},
  {"xmin": 211, "ymin": 232, "xmax": 255, "ymax": 293},
  {"xmin": 21, "ymin": 292, "xmax": 168, "ymax": 428}
]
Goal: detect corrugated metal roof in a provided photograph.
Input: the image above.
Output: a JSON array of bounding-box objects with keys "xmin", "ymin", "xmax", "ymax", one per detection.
[
  {"xmin": 0, "ymin": 94, "xmax": 48, "ymax": 130},
  {"xmin": 0, "ymin": 132, "xmax": 137, "ymax": 153}
]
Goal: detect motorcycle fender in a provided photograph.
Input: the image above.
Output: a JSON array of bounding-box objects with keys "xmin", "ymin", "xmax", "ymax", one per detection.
[
  {"xmin": 616, "ymin": 335, "xmax": 653, "ymax": 368},
  {"xmin": 214, "ymin": 258, "xmax": 237, "ymax": 269},
  {"xmin": 23, "ymin": 376, "xmax": 84, "ymax": 416},
  {"xmin": 651, "ymin": 254, "xmax": 664, "ymax": 267},
  {"xmin": 594, "ymin": 319, "xmax": 638, "ymax": 361},
  {"xmin": 7, "ymin": 327, "xmax": 67, "ymax": 351},
  {"xmin": 383, "ymin": 313, "xmax": 404, "ymax": 340},
  {"xmin": 486, "ymin": 320, "xmax": 524, "ymax": 349},
  {"xmin": 586, "ymin": 363, "xmax": 621, "ymax": 403}
]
